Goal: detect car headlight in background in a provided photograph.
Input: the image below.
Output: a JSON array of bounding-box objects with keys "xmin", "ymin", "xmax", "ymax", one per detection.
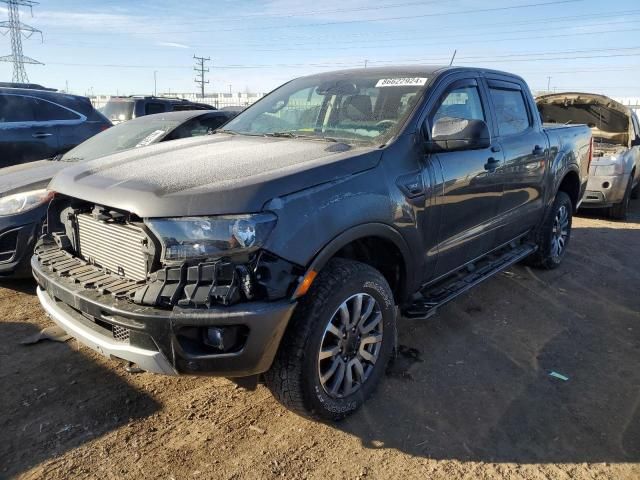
[
  {"xmin": 146, "ymin": 213, "xmax": 277, "ymax": 261},
  {"xmin": 0, "ymin": 189, "xmax": 54, "ymax": 216}
]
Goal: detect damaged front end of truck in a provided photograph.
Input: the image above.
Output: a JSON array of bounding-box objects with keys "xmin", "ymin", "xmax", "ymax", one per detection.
[{"xmin": 32, "ymin": 193, "xmax": 304, "ymax": 379}]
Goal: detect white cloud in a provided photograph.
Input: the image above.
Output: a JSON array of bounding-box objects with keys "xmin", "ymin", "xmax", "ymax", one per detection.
[{"xmin": 157, "ymin": 42, "xmax": 189, "ymax": 49}]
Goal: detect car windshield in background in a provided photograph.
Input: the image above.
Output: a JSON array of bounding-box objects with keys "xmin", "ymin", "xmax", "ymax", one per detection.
[
  {"xmin": 60, "ymin": 117, "xmax": 183, "ymax": 162},
  {"xmin": 102, "ymin": 100, "xmax": 135, "ymax": 123},
  {"xmin": 222, "ymin": 74, "xmax": 429, "ymax": 145}
]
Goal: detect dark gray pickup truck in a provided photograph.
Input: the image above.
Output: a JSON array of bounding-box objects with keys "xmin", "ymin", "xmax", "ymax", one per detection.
[{"xmin": 32, "ymin": 66, "xmax": 591, "ymax": 420}]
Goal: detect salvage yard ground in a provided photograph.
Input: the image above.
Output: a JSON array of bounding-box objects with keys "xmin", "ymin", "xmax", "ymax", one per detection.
[{"xmin": 1, "ymin": 204, "xmax": 639, "ymax": 480}]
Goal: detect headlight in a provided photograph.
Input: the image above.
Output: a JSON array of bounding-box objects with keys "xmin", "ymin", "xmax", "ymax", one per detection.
[
  {"xmin": 146, "ymin": 213, "xmax": 277, "ymax": 261},
  {"xmin": 0, "ymin": 189, "xmax": 53, "ymax": 216},
  {"xmin": 594, "ymin": 163, "xmax": 623, "ymax": 176}
]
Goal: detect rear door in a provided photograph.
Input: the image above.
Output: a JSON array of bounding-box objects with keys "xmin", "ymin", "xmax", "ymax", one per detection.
[
  {"xmin": 426, "ymin": 77, "xmax": 505, "ymax": 277},
  {"xmin": 34, "ymin": 97, "xmax": 86, "ymax": 156},
  {"xmin": 485, "ymin": 77, "xmax": 548, "ymax": 244},
  {"xmin": 0, "ymin": 94, "xmax": 59, "ymax": 167}
]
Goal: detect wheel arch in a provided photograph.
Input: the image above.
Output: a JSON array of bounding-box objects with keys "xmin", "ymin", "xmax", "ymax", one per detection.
[
  {"xmin": 305, "ymin": 223, "xmax": 414, "ymax": 305},
  {"xmin": 557, "ymin": 168, "xmax": 581, "ymax": 212}
]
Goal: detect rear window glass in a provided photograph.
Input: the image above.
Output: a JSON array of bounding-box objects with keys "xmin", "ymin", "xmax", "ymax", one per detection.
[
  {"xmin": 490, "ymin": 88, "xmax": 531, "ymax": 136},
  {"xmin": 102, "ymin": 101, "xmax": 135, "ymax": 123},
  {"xmin": 33, "ymin": 99, "xmax": 80, "ymax": 121},
  {"xmin": 145, "ymin": 103, "xmax": 165, "ymax": 115}
]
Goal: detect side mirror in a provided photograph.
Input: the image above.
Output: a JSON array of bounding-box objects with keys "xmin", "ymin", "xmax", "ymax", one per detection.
[{"xmin": 425, "ymin": 117, "xmax": 491, "ymax": 153}]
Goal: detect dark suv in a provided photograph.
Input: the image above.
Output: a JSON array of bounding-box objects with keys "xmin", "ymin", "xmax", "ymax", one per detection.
[
  {"xmin": 0, "ymin": 86, "xmax": 112, "ymax": 168},
  {"xmin": 101, "ymin": 96, "xmax": 215, "ymax": 124}
]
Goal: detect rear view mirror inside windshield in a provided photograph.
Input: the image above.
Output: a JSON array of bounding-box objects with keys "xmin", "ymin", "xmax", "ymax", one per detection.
[{"xmin": 315, "ymin": 81, "xmax": 358, "ymax": 96}]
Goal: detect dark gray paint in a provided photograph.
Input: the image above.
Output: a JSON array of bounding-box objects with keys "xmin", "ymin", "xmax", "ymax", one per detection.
[{"xmin": 45, "ymin": 66, "xmax": 592, "ymax": 299}]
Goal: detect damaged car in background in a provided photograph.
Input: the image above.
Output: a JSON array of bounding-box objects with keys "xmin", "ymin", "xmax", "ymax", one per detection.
[
  {"xmin": 32, "ymin": 66, "xmax": 591, "ymax": 420},
  {"xmin": 537, "ymin": 92, "xmax": 640, "ymax": 219}
]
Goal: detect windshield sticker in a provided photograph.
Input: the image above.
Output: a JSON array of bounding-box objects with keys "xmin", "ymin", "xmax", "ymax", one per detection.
[
  {"xmin": 375, "ymin": 77, "xmax": 428, "ymax": 88},
  {"xmin": 135, "ymin": 129, "xmax": 166, "ymax": 147}
]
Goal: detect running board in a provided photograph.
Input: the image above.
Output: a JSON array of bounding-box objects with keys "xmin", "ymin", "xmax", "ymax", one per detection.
[{"xmin": 402, "ymin": 242, "xmax": 537, "ymax": 320}]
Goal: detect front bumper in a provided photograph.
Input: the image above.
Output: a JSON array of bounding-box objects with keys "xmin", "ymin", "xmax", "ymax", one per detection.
[
  {"xmin": 0, "ymin": 206, "xmax": 45, "ymax": 277},
  {"xmin": 32, "ymin": 256, "xmax": 297, "ymax": 377},
  {"xmin": 581, "ymin": 173, "xmax": 630, "ymax": 208}
]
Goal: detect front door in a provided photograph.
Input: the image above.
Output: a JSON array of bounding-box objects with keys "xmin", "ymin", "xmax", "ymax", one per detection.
[{"xmin": 427, "ymin": 79, "xmax": 505, "ymax": 278}]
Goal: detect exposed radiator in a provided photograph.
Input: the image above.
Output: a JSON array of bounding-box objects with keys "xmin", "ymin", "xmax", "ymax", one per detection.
[{"xmin": 76, "ymin": 213, "xmax": 149, "ymax": 282}]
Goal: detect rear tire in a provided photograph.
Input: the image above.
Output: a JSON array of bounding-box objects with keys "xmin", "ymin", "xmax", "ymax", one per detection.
[
  {"xmin": 264, "ymin": 258, "xmax": 396, "ymax": 421},
  {"xmin": 527, "ymin": 191, "xmax": 573, "ymax": 270},
  {"xmin": 609, "ymin": 176, "xmax": 633, "ymax": 220}
]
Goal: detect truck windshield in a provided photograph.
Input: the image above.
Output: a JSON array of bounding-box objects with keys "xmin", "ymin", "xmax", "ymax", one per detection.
[{"xmin": 222, "ymin": 74, "xmax": 429, "ymax": 145}]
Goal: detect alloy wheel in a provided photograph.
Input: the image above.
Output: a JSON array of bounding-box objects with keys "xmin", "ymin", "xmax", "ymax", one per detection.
[{"xmin": 317, "ymin": 293, "xmax": 383, "ymax": 398}]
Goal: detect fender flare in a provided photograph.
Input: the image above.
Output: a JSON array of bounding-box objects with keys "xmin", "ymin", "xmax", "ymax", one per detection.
[{"xmin": 305, "ymin": 223, "xmax": 415, "ymax": 302}]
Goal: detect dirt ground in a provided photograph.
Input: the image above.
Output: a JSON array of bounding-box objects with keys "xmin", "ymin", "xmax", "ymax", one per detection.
[{"xmin": 1, "ymin": 203, "xmax": 639, "ymax": 480}]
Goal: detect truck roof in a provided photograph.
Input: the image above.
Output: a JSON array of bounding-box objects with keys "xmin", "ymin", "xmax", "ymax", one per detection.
[{"xmin": 298, "ymin": 65, "xmax": 527, "ymax": 82}]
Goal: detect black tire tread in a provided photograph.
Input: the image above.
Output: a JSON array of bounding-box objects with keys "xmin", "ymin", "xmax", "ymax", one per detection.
[
  {"xmin": 526, "ymin": 190, "xmax": 572, "ymax": 270},
  {"xmin": 263, "ymin": 258, "xmax": 390, "ymax": 420}
]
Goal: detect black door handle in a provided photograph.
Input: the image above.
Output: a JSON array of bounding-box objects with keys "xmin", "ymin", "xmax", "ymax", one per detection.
[
  {"xmin": 484, "ymin": 157, "xmax": 501, "ymax": 171},
  {"xmin": 533, "ymin": 145, "xmax": 544, "ymax": 155}
]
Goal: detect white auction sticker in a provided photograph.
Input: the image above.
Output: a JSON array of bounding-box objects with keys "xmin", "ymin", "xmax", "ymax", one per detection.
[
  {"xmin": 135, "ymin": 129, "xmax": 167, "ymax": 147},
  {"xmin": 375, "ymin": 77, "xmax": 428, "ymax": 87}
]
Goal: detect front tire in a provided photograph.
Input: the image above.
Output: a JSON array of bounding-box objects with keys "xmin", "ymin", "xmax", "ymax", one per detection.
[
  {"xmin": 527, "ymin": 190, "xmax": 573, "ymax": 270},
  {"xmin": 264, "ymin": 258, "xmax": 396, "ymax": 421}
]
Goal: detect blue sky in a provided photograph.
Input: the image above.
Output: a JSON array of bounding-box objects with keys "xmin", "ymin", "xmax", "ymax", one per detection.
[{"xmin": 1, "ymin": 0, "xmax": 639, "ymax": 98}]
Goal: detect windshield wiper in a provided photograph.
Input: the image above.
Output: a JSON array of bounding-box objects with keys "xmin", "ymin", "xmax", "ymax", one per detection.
[
  {"xmin": 266, "ymin": 132, "xmax": 340, "ymax": 143},
  {"xmin": 215, "ymin": 129, "xmax": 238, "ymax": 135}
]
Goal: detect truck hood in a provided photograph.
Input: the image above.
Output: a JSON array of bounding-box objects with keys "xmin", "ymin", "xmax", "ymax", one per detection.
[
  {"xmin": 48, "ymin": 134, "xmax": 381, "ymax": 218},
  {"xmin": 0, "ymin": 160, "xmax": 68, "ymax": 196},
  {"xmin": 536, "ymin": 92, "xmax": 631, "ymax": 146}
]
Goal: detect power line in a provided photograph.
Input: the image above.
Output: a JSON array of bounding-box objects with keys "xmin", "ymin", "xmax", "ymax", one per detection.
[
  {"xmin": 0, "ymin": 0, "xmax": 43, "ymax": 82},
  {"xmin": 41, "ymin": 15, "xmax": 640, "ymax": 52},
  {"xmin": 39, "ymin": 0, "xmax": 583, "ymax": 36},
  {"xmin": 44, "ymin": 49, "xmax": 640, "ymax": 71},
  {"xmin": 193, "ymin": 55, "xmax": 210, "ymax": 99}
]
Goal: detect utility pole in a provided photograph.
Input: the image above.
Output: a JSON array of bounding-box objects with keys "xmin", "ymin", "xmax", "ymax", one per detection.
[
  {"xmin": 154, "ymin": 70, "xmax": 157, "ymax": 96},
  {"xmin": 0, "ymin": 0, "xmax": 43, "ymax": 83},
  {"xmin": 364, "ymin": 59, "xmax": 368, "ymax": 68},
  {"xmin": 193, "ymin": 55, "xmax": 210, "ymax": 99},
  {"xmin": 547, "ymin": 76, "xmax": 552, "ymax": 92}
]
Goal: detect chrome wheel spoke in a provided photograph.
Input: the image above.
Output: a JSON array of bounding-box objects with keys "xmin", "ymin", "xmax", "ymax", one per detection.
[
  {"xmin": 359, "ymin": 348, "xmax": 376, "ymax": 363},
  {"xmin": 319, "ymin": 345, "xmax": 340, "ymax": 361},
  {"xmin": 360, "ymin": 311, "xmax": 382, "ymax": 334},
  {"xmin": 318, "ymin": 292, "xmax": 384, "ymax": 398},
  {"xmin": 320, "ymin": 357, "xmax": 341, "ymax": 384},
  {"xmin": 326, "ymin": 323, "xmax": 342, "ymax": 339},
  {"xmin": 343, "ymin": 362, "xmax": 355, "ymax": 396},
  {"xmin": 329, "ymin": 360, "xmax": 346, "ymax": 396},
  {"xmin": 361, "ymin": 333, "xmax": 382, "ymax": 346},
  {"xmin": 357, "ymin": 296, "xmax": 375, "ymax": 329},
  {"xmin": 338, "ymin": 303, "xmax": 350, "ymax": 327},
  {"xmin": 350, "ymin": 294, "xmax": 363, "ymax": 328},
  {"xmin": 352, "ymin": 357, "xmax": 365, "ymax": 382}
]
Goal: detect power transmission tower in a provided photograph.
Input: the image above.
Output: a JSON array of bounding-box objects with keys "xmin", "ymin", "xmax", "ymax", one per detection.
[
  {"xmin": 193, "ymin": 55, "xmax": 210, "ymax": 99},
  {"xmin": 0, "ymin": 0, "xmax": 43, "ymax": 83}
]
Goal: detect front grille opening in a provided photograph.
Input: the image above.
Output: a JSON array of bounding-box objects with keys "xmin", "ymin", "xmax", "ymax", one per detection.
[
  {"xmin": 76, "ymin": 213, "xmax": 149, "ymax": 282},
  {"xmin": 0, "ymin": 228, "xmax": 19, "ymax": 262}
]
